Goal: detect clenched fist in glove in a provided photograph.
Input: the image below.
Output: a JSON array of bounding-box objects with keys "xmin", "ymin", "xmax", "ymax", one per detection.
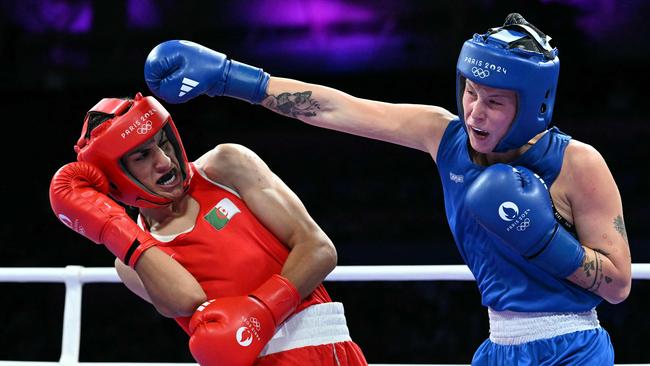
[
  {"xmin": 49, "ymin": 162, "xmax": 157, "ymax": 268},
  {"xmin": 188, "ymin": 274, "xmax": 301, "ymax": 366},
  {"xmin": 464, "ymin": 164, "xmax": 584, "ymax": 278},
  {"xmin": 144, "ymin": 40, "xmax": 270, "ymax": 105}
]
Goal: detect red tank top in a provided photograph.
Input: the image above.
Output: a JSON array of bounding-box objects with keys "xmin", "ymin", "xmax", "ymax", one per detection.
[{"xmin": 145, "ymin": 164, "xmax": 331, "ymax": 334}]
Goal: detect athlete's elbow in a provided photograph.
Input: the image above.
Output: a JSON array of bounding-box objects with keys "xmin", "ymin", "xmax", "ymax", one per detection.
[
  {"xmin": 153, "ymin": 291, "xmax": 208, "ymax": 318},
  {"xmin": 303, "ymin": 230, "xmax": 338, "ymax": 272},
  {"xmin": 605, "ymin": 281, "xmax": 632, "ymax": 304},
  {"xmin": 154, "ymin": 305, "xmax": 180, "ymax": 318},
  {"xmin": 319, "ymin": 237, "xmax": 338, "ymax": 273}
]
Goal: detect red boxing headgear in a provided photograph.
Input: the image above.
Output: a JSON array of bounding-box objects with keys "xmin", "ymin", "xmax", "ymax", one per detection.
[{"xmin": 75, "ymin": 92, "xmax": 192, "ymax": 208}]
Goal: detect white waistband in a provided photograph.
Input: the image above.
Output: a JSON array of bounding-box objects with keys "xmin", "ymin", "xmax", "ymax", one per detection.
[
  {"xmin": 488, "ymin": 307, "xmax": 601, "ymax": 345},
  {"xmin": 259, "ymin": 302, "xmax": 352, "ymax": 357}
]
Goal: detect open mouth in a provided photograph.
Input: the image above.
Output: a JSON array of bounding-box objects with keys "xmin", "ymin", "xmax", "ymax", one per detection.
[
  {"xmin": 156, "ymin": 168, "xmax": 178, "ymax": 186},
  {"xmin": 471, "ymin": 126, "xmax": 489, "ymax": 137}
]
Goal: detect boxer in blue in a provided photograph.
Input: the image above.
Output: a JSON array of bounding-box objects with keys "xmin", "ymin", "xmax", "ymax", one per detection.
[{"xmin": 143, "ymin": 13, "xmax": 632, "ymax": 365}]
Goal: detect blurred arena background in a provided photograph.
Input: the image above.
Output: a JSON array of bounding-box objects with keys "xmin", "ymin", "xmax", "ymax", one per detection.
[{"xmin": 0, "ymin": 0, "xmax": 648, "ymax": 363}]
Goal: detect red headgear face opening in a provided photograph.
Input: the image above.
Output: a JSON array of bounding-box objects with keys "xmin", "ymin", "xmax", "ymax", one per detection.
[{"xmin": 75, "ymin": 93, "xmax": 192, "ymax": 208}]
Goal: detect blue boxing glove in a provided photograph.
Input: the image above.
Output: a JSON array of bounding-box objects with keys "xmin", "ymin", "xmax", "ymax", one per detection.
[
  {"xmin": 144, "ymin": 40, "xmax": 270, "ymax": 104},
  {"xmin": 464, "ymin": 164, "xmax": 584, "ymax": 278}
]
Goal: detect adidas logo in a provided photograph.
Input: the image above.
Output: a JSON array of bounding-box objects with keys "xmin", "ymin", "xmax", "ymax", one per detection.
[{"xmin": 178, "ymin": 77, "xmax": 199, "ymax": 97}]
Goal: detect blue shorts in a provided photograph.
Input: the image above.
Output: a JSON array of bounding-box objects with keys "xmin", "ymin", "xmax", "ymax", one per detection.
[{"xmin": 472, "ymin": 328, "xmax": 614, "ymax": 366}]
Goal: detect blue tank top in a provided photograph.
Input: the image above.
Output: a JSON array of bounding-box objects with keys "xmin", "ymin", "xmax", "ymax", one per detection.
[{"xmin": 436, "ymin": 119, "xmax": 601, "ymax": 312}]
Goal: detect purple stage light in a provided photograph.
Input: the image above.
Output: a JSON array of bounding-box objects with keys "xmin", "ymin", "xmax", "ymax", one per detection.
[
  {"xmin": 127, "ymin": 0, "xmax": 161, "ymax": 29},
  {"xmin": 8, "ymin": 0, "xmax": 93, "ymax": 34},
  {"xmin": 540, "ymin": 0, "xmax": 641, "ymax": 38},
  {"xmin": 244, "ymin": 0, "xmax": 376, "ymax": 27},
  {"xmin": 231, "ymin": 0, "xmax": 414, "ymax": 72}
]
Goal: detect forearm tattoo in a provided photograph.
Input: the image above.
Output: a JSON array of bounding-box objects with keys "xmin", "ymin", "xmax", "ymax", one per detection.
[
  {"xmin": 263, "ymin": 91, "xmax": 321, "ymax": 118},
  {"xmin": 584, "ymin": 250, "xmax": 613, "ymax": 292},
  {"xmin": 614, "ymin": 215, "xmax": 629, "ymax": 246},
  {"xmin": 584, "ymin": 251, "xmax": 603, "ymax": 292},
  {"xmin": 575, "ymin": 217, "xmax": 626, "ymax": 293}
]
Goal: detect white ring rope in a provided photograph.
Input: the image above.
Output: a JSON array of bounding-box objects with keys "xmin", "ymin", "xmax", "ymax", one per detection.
[
  {"xmin": 3, "ymin": 263, "xmax": 649, "ymax": 282},
  {"xmin": 1, "ymin": 264, "xmax": 649, "ymax": 366}
]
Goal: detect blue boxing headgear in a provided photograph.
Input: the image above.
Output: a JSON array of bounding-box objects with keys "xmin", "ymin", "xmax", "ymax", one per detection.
[{"xmin": 456, "ymin": 14, "xmax": 560, "ymax": 152}]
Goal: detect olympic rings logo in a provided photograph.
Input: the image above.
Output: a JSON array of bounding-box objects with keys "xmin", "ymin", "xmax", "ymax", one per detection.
[
  {"xmin": 516, "ymin": 218, "xmax": 531, "ymax": 231},
  {"xmin": 249, "ymin": 317, "xmax": 261, "ymax": 330},
  {"xmin": 471, "ymin": 67, "xmax": 490, "ymax": 79},
  {"xmin": 137, "ymin": 121, "xmax": 153, "ymax": 134}
]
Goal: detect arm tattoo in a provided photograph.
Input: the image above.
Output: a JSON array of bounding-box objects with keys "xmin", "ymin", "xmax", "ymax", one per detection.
[
  {"xmin": 593, "ymin": 247, "xmax": 610, "ymax": 257},
  {"xmin": 586, "ymin": 251, "xmax": 604, "ymax": 293},
  {"xmin": 263, "ymin": 91, "xmax": 321, "ymax": 118},
  {"xmin": 593, "ymin": 248, "xmax": 614, "ymax": 284},
  {"xmin": 613, "ymin": 215, "xmax": 629, "ymax": 246},
  {"xmin": 583, "ymin": 258, "xmax": 595, "ymax": 278}
]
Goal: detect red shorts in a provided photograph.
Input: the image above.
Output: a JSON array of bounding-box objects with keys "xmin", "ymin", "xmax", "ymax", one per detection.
[{"xmin": 255, "ymin": 341, "xmax": 367, "ymax": 366}]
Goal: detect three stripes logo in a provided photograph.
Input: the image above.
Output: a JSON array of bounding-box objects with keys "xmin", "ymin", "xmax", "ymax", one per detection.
[{"xmin": 179, "ymin": 77, "xmax": 199, "ymax": 97}]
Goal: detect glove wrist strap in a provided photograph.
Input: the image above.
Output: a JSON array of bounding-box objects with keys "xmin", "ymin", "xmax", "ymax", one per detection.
[
  {"xmin": 101, "ymin": 216, "xmax": 156, "ymax": 268},
  {"xmin": 250, "ymin": 274, "xmax": 301, "ymax": 325},
  {"xmin": 211, "ymin": 60, "xmax": 270, "ymax": 104},
  {"xmin": 529, "ymin": 225, "xmax": 585, "ymax": 278}
]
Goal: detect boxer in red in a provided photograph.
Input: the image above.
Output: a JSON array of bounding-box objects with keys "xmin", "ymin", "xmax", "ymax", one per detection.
[{"xmin": 48, "ymin": 92, "xmax": 368, "ymax": 366}]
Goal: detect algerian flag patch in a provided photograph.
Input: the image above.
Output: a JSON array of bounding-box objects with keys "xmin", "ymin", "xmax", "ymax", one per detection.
[{"xmin": 204, "ymin": 198, "xmax": 241, "ymax": 230}]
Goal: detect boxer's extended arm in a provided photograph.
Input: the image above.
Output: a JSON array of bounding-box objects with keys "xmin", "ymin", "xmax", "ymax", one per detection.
[
  {"xmin": 115, "ymin": 249, "xmax": 207, "ymax": 317},
  {"xmin": 263, "ymin": 77, "xmax": 456, "ymax": 156},
  {"xmin": 143, "ymin": 40, "xmax": 455, "ymax": 157},
  {"xmin": 195, "ymin": 144, "xmax": 336, "ymax": 298},
  {"xmin": 562, "ymin": 143, "xmax": 631, "ymax": 304}
]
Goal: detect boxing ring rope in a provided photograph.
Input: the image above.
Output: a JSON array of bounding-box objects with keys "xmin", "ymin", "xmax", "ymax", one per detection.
[{"xmin": 1, "ymin": 264, "xmax": 649, "ymax": 366}]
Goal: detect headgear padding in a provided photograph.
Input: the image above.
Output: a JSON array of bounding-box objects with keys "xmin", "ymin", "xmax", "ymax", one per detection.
[
  {"xmin": 456, "ymin": 14, "xmax": 560, "ymax": 152},
  {"xmin": 75, "ymin": 92, "xmax": 192, "ymax": 208}
]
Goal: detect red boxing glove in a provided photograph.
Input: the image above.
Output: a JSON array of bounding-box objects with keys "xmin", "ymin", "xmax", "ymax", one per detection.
[
  {"xmin": 188, "ymin": 275, "xmax": 301, "ymax": 366},
  {"xmin": 49, "ymin": 162, "xmax": 157, "ymax": 267}
]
